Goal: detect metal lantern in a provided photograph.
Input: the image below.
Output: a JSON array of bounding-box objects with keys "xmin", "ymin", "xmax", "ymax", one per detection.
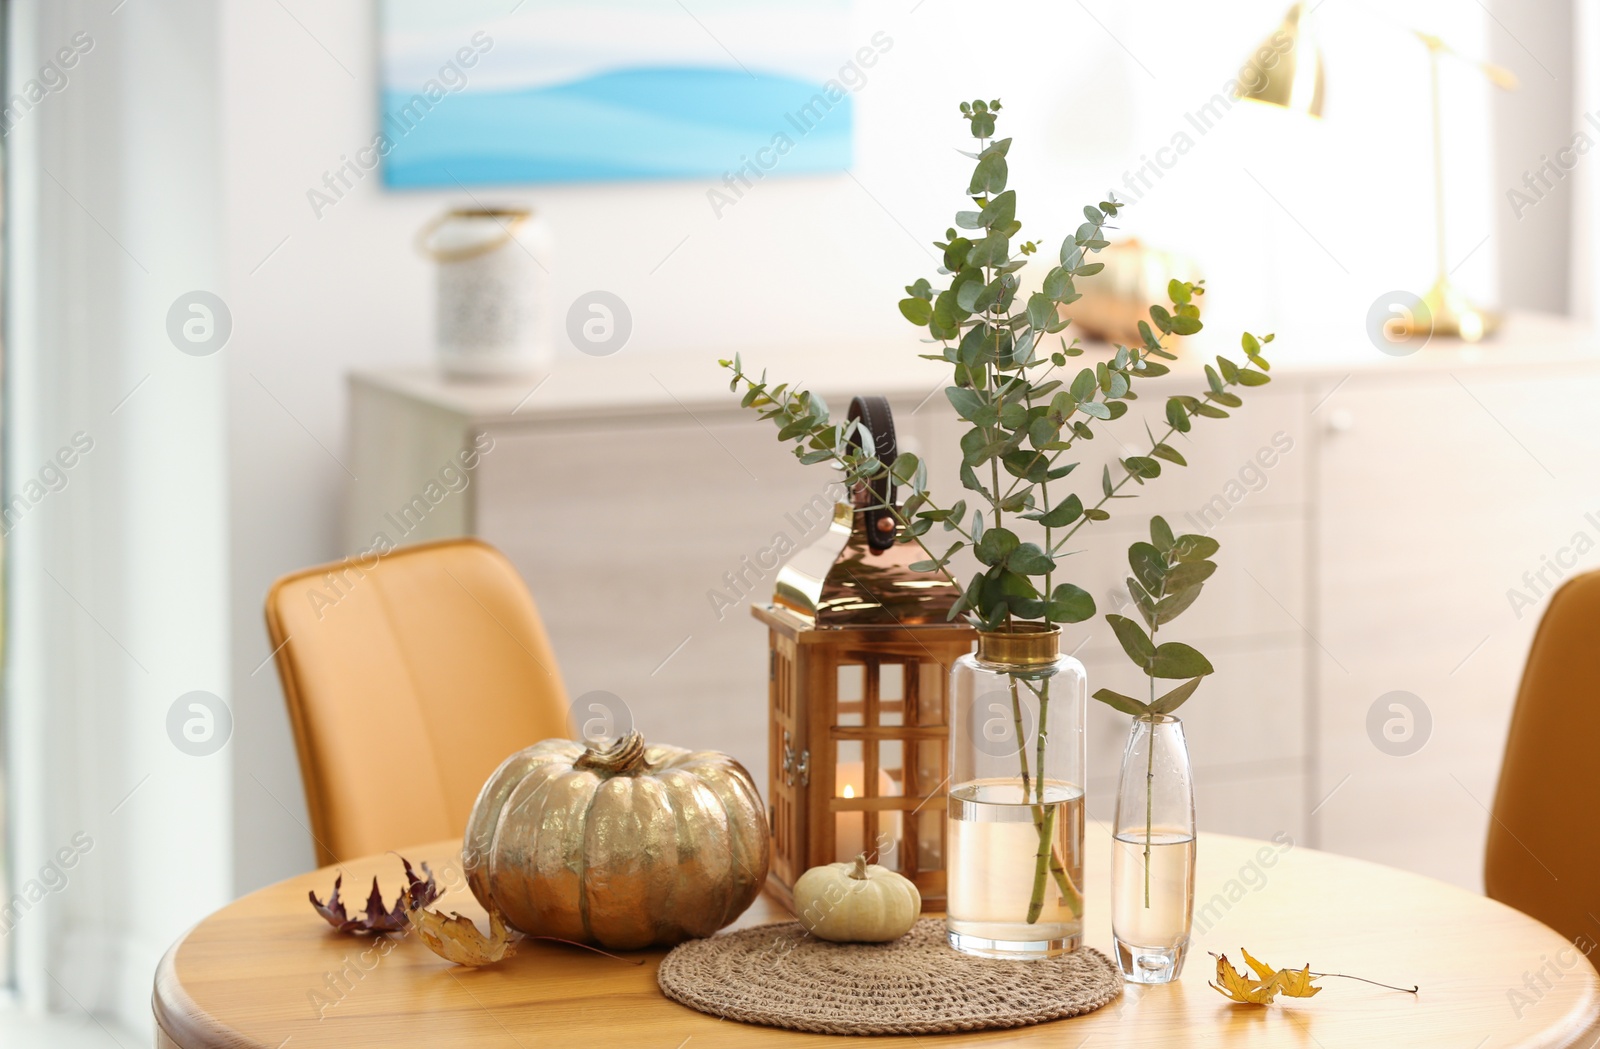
[{"xmin": 752, "ymin": 396, "xmax": 975, "ymax": 911}]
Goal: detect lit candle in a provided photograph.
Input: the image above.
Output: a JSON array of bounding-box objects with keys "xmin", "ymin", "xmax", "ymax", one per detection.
[{"xmin": 834, "ymin": 763, "xmax": 903, "ymax": 866}]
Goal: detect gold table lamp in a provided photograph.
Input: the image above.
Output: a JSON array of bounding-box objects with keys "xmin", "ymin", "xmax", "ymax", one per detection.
[{"xmin": 1241, "ymin": 4, "xmax": 1517, "ymax": 342}]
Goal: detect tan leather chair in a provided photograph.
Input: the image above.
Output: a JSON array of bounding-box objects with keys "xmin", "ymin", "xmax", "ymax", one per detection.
[
  {"xmin": 1486, "ymin": 568, "xmax": 1600, "ymax": 946},
  {"xmin": 265, "ymin": 538, "xmax": 571, "ymax": 867}
]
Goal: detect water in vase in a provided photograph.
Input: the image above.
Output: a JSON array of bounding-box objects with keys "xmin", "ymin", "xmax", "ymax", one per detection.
[
  {"xmin": 1112, "ymin": 828, "xmax": 1196, "ymax": 982},
  {"xmin": 947, "ymin": 778, "xmax": 1084, "ymax": 959}
]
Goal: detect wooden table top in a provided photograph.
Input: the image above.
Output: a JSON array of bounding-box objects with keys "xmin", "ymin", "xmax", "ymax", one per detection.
[{"xmin": 154, "ymin": 831, "xmax": 1600, "ymax": 1048}]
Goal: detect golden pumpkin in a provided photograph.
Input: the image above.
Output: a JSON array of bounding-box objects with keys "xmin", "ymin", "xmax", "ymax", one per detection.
[{"xmin": 463, "ymin": 731, "xmax": 770, "ymax": 950}]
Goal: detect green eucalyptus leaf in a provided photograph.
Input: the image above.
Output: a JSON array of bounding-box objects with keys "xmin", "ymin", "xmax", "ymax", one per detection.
[
  {"xmin": 981, "ymin": 189, "xmax": 1016, "ymax": 228},
  {"xmin": 1148, "ymin": 642, "xmax": 1214, "ymax": 679},
  {"xmin": 1007, "ymin": 542, "xmax": 1055, "ymax": 576},
  {"xmin": 969, "ymin": 150, "xmax": 1009, "ymax": 194},
  {"xmin": 1171, "ymin": 534, "xmax": 1220, "ymax": 562},
  {"xmin": 890, "ymin": 452, "xmax": 922, "ymax": 484},
  {"xmin": 1047, "ymin": 583, "xmax": 1095, "ymax": 623},
  {"xmin": 1153, "ymin": 585, "xmax": 1203, "ymax": 625},
  {"xmin": 1150, "ymin": 676, "xmax": 1203, "ymax": 714},
  {"xmin": 1127, "ymin": 575, "xmax": 1158, "ymax": 628},
  {"xmin": 945, "ymin": 385, "xmax": 989, "ymax": 422},
  {"xmin": 1123, "ymin": 456, "xmax": 1161, "ymax": 480},
  {"xmin": 899, "ymin": 297, "xmax": 933, "ymax": 325},
  {"xmin": 1151, "ymin": 443, "xmax": 1187, "ymax": 466},
  {"xmin": 1093, "ymin": 688, "xmax": 1150, "ymax": 716},
  {"xmin": 975, "ymin": 525, "xmax": 1019, "ymax": 566},
  {"xmin": 1022, "ymin": 493, "xmax": 1083, "ymax": 527},
  {"xmin": 1106, "ymin": 613, "xmax": 1156, "ymax": 668},
  {"xmin": 930, "ymin": 290, "xmax": 963, "ymax": 340},
  {"xmin": 1165, "ymin": 559, "xmax": 1216, "ymax": 591},
  {"xmin": 1026, "ymin": 292, "xmax": 1056, "ymax": 333},
  {"xmin": 1128, "ymin": 541, "xmax": 1166, "ymax": 594},
  {"xmin": 1150, "ymin": 516, "xmax": 1175, "ymax": 553},
  {"xmin": 1165, "ymin": 397, "xmax": 1191, "ymax": 433}
]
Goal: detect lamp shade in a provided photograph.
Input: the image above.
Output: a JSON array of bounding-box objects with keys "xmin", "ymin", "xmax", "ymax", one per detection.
[{"xmin": 1241, "ymin": 2, "xmax": 1325, "ymax": 117}]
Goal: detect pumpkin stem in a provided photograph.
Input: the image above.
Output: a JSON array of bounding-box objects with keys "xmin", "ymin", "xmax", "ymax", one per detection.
[
  {"xmin": 851, "ymin": 854, "xmax": 869, "ymax": 880},
  {"xmin": 574, "ymin": 731, "xmax": 649, "ymax": 775}
]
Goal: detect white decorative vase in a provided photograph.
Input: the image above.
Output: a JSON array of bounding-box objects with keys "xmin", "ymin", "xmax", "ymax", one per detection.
[{"xmin": 418, "ymin": 207, "xmax": 552, "ymax": 380}]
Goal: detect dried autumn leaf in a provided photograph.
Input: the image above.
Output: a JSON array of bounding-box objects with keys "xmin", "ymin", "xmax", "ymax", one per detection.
[
  {"xmin": 1211, "ymin": 948, "xmax": 1415, "ymax": 1006},
  {"xmin": 404, "ymin": 901, "xmax": 515, "ymax": 967},
  {"xmin": 309, "ymin": 856, "xmax": 439, "ymax": 935},
  {"xmin": 1212, "ymin": 950, "xmax": 1287, "ymax": 1004}
]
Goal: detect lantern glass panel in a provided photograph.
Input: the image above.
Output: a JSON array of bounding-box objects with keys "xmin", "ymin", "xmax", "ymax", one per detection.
[
  {"xmin": 835, "ymin": 739, "xmax": 863, "ymax": 796},
  {"xmin": 834, "ymin": 812, "xmax": 864, "ymax": 864},
  {"xmin": 880, "ymin": 740, "xmax": 905, "ymax": 796},
  {"xmin": 836, "ymin": 663, "xmax": 864, "ymax": 726},
  {"xmin": 878, "ymin": 663, "xmax": 905, "ymax": 725},
  {"xmin": 917, "ymin": 662, "xmax": 945, "ymax": 723},
  {"xmin": 916, "ymin": 739, "xmax": 943, "ymax": 799},
  {"xmin": 918, "ymin": 808, "xmax": 944, "ymax": 870}
]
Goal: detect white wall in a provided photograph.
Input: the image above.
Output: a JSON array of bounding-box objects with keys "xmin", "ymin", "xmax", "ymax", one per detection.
[
  {"xmin": 223, "ymin": 0, "xmax": 1514, "ymax": 893},
  {"xmin": 1490, "ymin": 0, "xmax": 1574, "ymax": 314}
]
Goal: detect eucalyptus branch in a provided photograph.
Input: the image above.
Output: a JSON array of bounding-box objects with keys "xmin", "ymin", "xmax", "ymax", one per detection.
[
  {"xmin": 724, "ymin": 97, "xmax": 1279, "ymax": 934},
  {"xmin": 1048, "ymin": 351, "xmax": 1271, "ymax": 557},
  {"xmin": 720, "ymin": 362, "xmax": 972, "ymax": 587}
]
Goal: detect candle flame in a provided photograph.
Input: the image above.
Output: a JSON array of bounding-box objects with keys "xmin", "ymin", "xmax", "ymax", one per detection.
[{"xmin": 842, "ymin": 784, "xmax": 855, "ymax": 799}]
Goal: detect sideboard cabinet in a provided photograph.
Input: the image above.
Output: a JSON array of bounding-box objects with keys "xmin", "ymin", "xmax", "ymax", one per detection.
[{"xmin": 346, "ymin": 314, "xmax": 1600, "ymax": 890}]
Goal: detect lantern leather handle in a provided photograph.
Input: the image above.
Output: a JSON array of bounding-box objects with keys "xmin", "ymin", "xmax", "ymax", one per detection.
[{"xmin": 847, "ymin": 396, "xmax": 898, "ymax": 552}]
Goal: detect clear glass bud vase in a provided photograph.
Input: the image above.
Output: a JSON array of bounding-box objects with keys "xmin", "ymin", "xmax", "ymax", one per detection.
[
  {"xmin": 1111, "ymin": 714, "xmax": 1196, "ymax": 983},
  {"xmin": 947, "ymin": 624, "xmax": 1086, "ymax": 959}
]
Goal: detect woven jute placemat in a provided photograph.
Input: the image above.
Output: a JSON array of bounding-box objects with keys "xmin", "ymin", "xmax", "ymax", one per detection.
[{"xmin": 657, "ymin": 917, "xmax": 1122, "ymax": 1036}]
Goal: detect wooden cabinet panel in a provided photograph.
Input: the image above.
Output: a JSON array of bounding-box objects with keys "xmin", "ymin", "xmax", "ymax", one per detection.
[
  {"xmin": 473, "ymin": 416, "xmax": 829, "ymax": 789},
  {"xmin": 1315, "ymin": 370, "xmax": 1600, "ymax": 889}
]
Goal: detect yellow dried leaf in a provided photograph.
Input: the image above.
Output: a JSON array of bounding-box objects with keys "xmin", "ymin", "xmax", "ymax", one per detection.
[
  {"xmin": 405, "ymin": 901, "xmax": 515, "ymax": 967},
  {"xmin": 1241, "ymin": 947, "xmax": 1320, "ymax": 998},
  {"xmin": 1212, "ymin": 951, "xmax": 1285, "ymax": 1005},
  {"xmin": 1271, "ymin": 962, "xmax": 1322, "ymax": 1000},
  {"xmin": 1212, "ymin": 948, "xmax": 1415, "ymax": 1005}
]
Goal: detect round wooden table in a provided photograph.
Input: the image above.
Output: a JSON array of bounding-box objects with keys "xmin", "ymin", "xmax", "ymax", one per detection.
[{"xmin": 154, "ymin": 832, "xmax": 1600, "ymax": 1047}]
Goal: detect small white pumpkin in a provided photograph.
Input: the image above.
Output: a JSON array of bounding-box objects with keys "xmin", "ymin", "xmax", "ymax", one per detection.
[{"xmin": 792, "ymin": 855, "xmax": 921, "ymax": 943}]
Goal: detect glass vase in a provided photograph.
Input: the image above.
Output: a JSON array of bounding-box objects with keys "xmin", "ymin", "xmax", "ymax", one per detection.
[
  {"xmin": 1111, "ymin": 714, "xmax": 1196, "ymax": 983},
  {"xmin": 946, "ymin": 624, "xmax": 1086, "ymax": 959}
]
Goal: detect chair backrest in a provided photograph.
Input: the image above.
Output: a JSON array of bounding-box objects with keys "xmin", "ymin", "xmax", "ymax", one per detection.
[
  {"xmin": 265, "ymin": 537, "xmax": 571, "ymax": 867},
  {"xmin": 1486, "ymin": 568, "xmax": 1600, "ymax": 945}
]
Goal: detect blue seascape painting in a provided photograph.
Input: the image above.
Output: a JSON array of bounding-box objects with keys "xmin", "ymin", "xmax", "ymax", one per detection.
[{"xmin": 378, "ymin": 0, "xmax": 860, "ymax": 187}]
